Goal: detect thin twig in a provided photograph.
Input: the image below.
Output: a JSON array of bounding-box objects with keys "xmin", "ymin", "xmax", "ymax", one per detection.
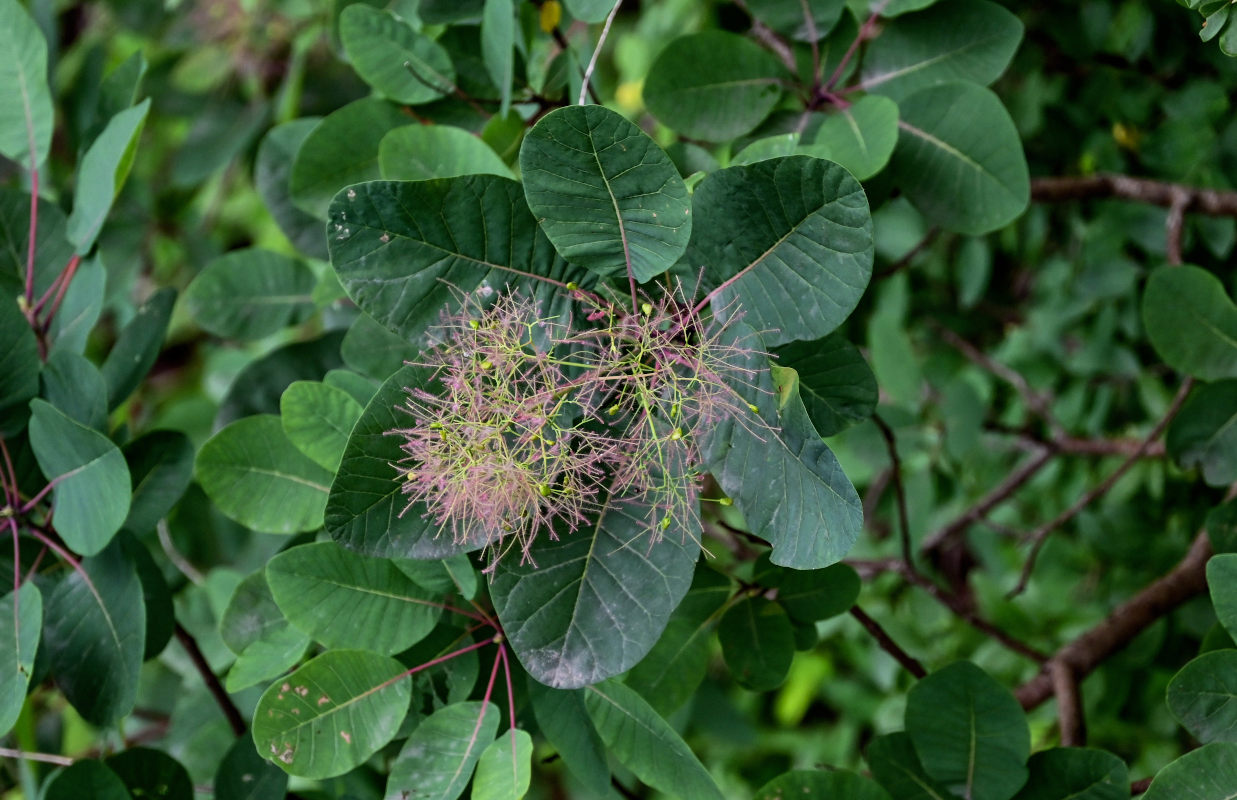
[
  {"xmin": 1166, "ymin": 186, "xmax": 1191, "ymax": 266},
  {"xmin": 1031, "ymin": 173, "xmax": 1237, "ymax": 216},
  {"xmin": 824, "ymin": 0, "xmax": 889, "ymax": 91},
  {"xmin": 158, "ymin": 519, "xmax": 205, "ymax": 586},
  {"xmin": 1049, "ymin": 660, "xmax": 1085, "ymax": 746},
  {"xmin": 920, "ymin": 446, "xmax": 1054, "ymax": 556},
  {"xmin": 849, "ymin": 606, "xmax": 926, "ymax": 678},
  {"xmin": 578, "ymin": 1, "xmax": 621, "ymax": 105},
  {"xmin": 873, "ymin": 227, "xmax": 940, "ymax": 280},
  {"xmin": 174, "ymin": 622, "xmax": 247, "ymax": 737},
  {"xmin": 872, "ymin": 413, "xmax": 914, "ymax": 567},
  {"xmin": 1008, "ymin": 377, "xmax": 1194, "ymax": 598},
  {"xmin": 0, "ymin": 747, "xmax": 74, "ymax": 766},
  {"xmin": 1016, "ymin": 530, "xmax": 1213, "ymax": 709}
]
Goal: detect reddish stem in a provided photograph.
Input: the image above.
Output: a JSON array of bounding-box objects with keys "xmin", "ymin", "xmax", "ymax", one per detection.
[
  {"xmin": 19, "ymin": 474, "xmax": 63, "ymax": 515},
  {"xmin": 0, "ymin": 437, "xmax": 19, "ymax": 509},
  {"xmin": 40, "ymin": 255, "xmax": 82, "ymax": 331},
  {"xmin": 824, "ymin": 0, "xmax": 889, "ymax": 92},
  {"xmin": 497, "ymin": 644, "xmax": 520, "ymax": 784}
]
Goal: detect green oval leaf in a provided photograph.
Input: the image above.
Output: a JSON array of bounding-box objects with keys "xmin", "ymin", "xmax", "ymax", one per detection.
[
  {"xmin": 280, "ymin": 380, "xmax": 363, "ymax": 472},
  {"xmin": 867, "ymin": 732, "xmax": 956, "ymax": 800},
  {"xmin": 44, "ymin": 540, "xmax": 145, "ymax": 726},
  {"xmin": 0, "ymin": 581, "xmax": 40, "ymax": 735},
  {"xmin": 1144, "ymin": 742, "xmax": 1237, "ymax": 800},
  {"xmin": 1010, "ymin": 748, "xmax": 1127, "ymax": 800},
  {"xmin": 290, "ymin": 99, "xmax": 409, "ymax": 219},
  {"xmin": 121, "ymin": 429, "xmax": 195, "ymax": 536},
  {"xmin": 1144, "ymin": 265, "xmax": 1237, "ymax": 380},
  {"xmin": 386, "ymin": 701, "xmax": 500, "ymax": 800},
  {"xmin": 196, "ymin": 414, "xmax": 332, "ymax": 534},
  {"xmin": 472, "ymin": 729, "xmax": 533, "ymax": 800},
  {"xmin": 256, "ymin": 119, "xmax": 329, "ymax": 260},
  {"xmin": 184, "ymin": 249, "xmax": 316, "ymax": 341},
  {"xmin": 527, "ymin": 682, "xmax": 610, "ymax": 794},
  {"xmin": 889, "ymin": 82, "xmax": 1029, "ymax": 235},
  {"xmin": 380, "ymin": 124, "xmax": 515, "ymax": 181},
  {"xmin": 718, "ymin": 596, "xmax": 794, "ymax": 691},
  {"xmin": 584, "ymin": 679, "xmax": 724, "ymax": 800},
  {"xmin": 812, "ymin": 95, "xmax": 899, "ymax": 181},
  {"xmin": 40, "ymin": 349, "xmax": 107, "ymax": 430},
  {"xmin": 105, "ymin": 747, "xmax": 193, "ymax": 800},
  {"xmin": 905, "ymin": 661, "xmax": 1031, "ymax": 800},
  {"xmin": 481, "ymin": 0, "xmax": 515, "ymax": 116},
  {"xmin": 756, "ymin": 770, "xmax": 892, "ymax": 800},
  {"xmin": 1210, "ymin": 554, "xmax": 1237, "ymax": 642},
  {"xmin": 490, "ymin": 494, "xmax": 698, "ymax": 689},
  {"xmin": 689, "ymin": 156, "xmax": 873, "ymax": 347},
  {"xmin": 214, "ymin": 736, "xmax": 289, "ymax": 800},
  {"xmin": 252, "ymin": 649, "xmax": 411, "ymax": 779},
  {"xmin": 327, "ymin": 363, "xmax": 477, "ymax": 559},
  {"xmin": 1169, "ymin": 650, "xmax": 1237, "ymax": 743},
  {"xmin": 29, "ymin": 398, "xmax": 132, "ymax": 556},
  {"xmin": 520, "ymin": 105, "xmax": 692, "ymax": 282},
  {"xmin": 775, "ymin": 332, "xmax": 877, "ymax": 436},
  {"xmin": 756, "ymin": 558, "xmax": 861, "ymax": 622},
  {"xmin": 340, "ymin": 5, "xmax": 454, "ymax": 105},
  {"xmin": 66, "ymin": 99, "xmax": 151, "ymax": 254},
  {"xmin": 0, "ymin": 0, "xmax": 53, "ymax": 168},
  {"xmin": 860, "ymin": 0, "xmax": 1023, "ymax": 102},
  {"xmin": 327, "ymin": 176, "xmax": 584, "ymax": 343},
  {"xmin": 220, "ymin": 572, "xmax": 310, "ymax": 693},
  {"xmin": 0, "ymin": 293, "xmax": 41, "ymax": 436},
  {"xmin": 644, "ymin": 31, "xmax": 788, "ymax": 142},
  {"xmin": 1167, "ymin": 380, "xmax": 1237, "ymax": 485},
  {"xmin": 746, "ymin": 0, "xmax": 847, "ymax": 41},
  {"xmin": 266, "ymin": 541, "xmax": 441, "ymax": 653},
  {"xmin": 101, "ymin": 287, "xmax": 176, "ymax": 410},
  {"xmin": 43, "ymin": 760, "xmax": 131, "ymax": 800}
]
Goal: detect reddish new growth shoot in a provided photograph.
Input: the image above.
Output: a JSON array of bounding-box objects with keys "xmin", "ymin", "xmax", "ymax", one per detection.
[{"xmin": 390, "ymin": 282, "xmax": 765, "ymax": 570}]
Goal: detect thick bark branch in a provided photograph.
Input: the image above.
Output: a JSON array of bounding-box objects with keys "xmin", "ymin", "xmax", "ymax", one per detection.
[
  {"xmin": 1031, "ymin": 174, "xmax": 1237, "ymax": 216},
  {"xmin": 1016, "ymin": 531, "xmax": 1213, "ymax": 710},
  {"xmin": 175, "ymin": 622, "xmax": 247, "ymax": 736}
]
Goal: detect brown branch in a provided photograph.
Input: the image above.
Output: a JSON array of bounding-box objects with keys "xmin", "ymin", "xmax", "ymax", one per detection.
[
  {"xmin": 1049, "ymin": 660, "xmax": 1086, "ymax": 746},
  {"xmin": 1016, "ymin": 531, "xmax": 1213, "ymax": 710},
  {"xmin": 1008, "ymin": 377, "xmax": 1195, "ymax": 598},
  {"xmin": 850, "ymin": 605, "xmax": 927, "ymax": 678},
  {"xmin": 174, "ymin": 622, "xmax": 247, "ymax": 737},
  {"xmin": 1166, "ymin": 186, "xmax": 1191, "ymax": 266},
  {"xmin": 921, "ymin": 446, "xmax": 1054, "ymax": 556},
  {"xmin": 1131, "ymin": 777, "xmax": 1153, "ymax": 795},
  {"xmin": 874, "ymin": 227, "xmax": 940, "ymax": 280},
  {"xmin": 1031, "ymin": 174, "xmax": 1237, "ymax": 216},
  {"xmin": 872, "ymin": 413, "xmax": 914, "ymax": 567}
]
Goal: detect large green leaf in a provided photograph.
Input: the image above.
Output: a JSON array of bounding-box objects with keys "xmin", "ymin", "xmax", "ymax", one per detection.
[
  {"xmin": 756, "ymin": 770, "xmax": 892, "ymax": 800},
  {"xmin": 279, "ymin": 380, "xmax": 363, "ymax": 472},
  {"xmin": 252, "ymin": 649, "xmax": 411, "ymax": 778},
  {"xmin": 746, "ymin": 0, "xmax": 847, "ymax": 41},
  {"xmin": 120, "ymin": 430, "xmax": 195, "ymax": 535},
  {"xmin": 755, "ymin": 557, "xmax": 861, "ymax": 622},
  {"xmin": 255, "ymin": 119, "xmax": 329, "ymax": 260},
  {"xmin": 472, "ymin": 730, "xmax": 533, "ymax": 800},
  {"xmin": 1144, "ymin": 265, "xmax": 1237, "ymax": 380},
  {"xmin": 1167, "ymin": 380, "xmax": 1237, "ymax": 486},
  {"xmin": 584, "ymin": 680, "xmax": 724, "ymax": 800},
  {"xmin": 860, "ymin": 0, "xmax": 1023, "ymax": 102},
  {"xmin": 327, "ymin": 176, "xmax": 583, "ymax": 343},
  {"xmin": 106, "ymin": 747, "xmax": 193, "ymax": 800},
  {"xmin": 520, "ymin": 105, "xmax": 692, "ymax": 283},
  {"xmin": 196, "ymin": 414, "xmax": 332, "ymax": 534},
  {"xmin": 341, "ymin": 312, "xmax": 419, "ymax": 382},
  {"xmin": 65, "ymin": 99, "xmax": 151, "ymax": 254},
  {"xmin": 0, "ymin": 187, "xmax": 71, "ymax": 301},
  {"xmin": 1144, "ymin": 742, "xmax": 1237, "ymax": 800},
  {"xmin": 718, "ymin": 596, "xmax": 794, "ymax": 690},
  {"xmin": 812, "ymin": 95, "xmax": 900, "ymax": 180},
  {"xmin": 563, "ymin": 0, "xmax": 616, "ymax": 23},
  {"xmin": 1169, "ymin": 650, "xmax": 1237, "ymax": 744},
  {"xmin": 219, "ymin": 571, "xmax": 310, "ymax": 693},
  {"xmin": 28, "ymin": 398, "xmax": 131, "ymax": 556},
  {"xmin": 0, "ymin": 581, "xmax": 40, "ymax": 735},
  {"xmin": 101, "ymin": 287, "xmax": 175, "ymax": 410},
  {"xmin": 339, "ymin": 5, "xmax": 454, "ymax": 105},
  {"xmin": 214, "ymin": 736, "xmax": 289, "ymax": 800},
  {"xmin": 0, "ymin": 0, "xmax": 53, "ymax": 168},
  {"xmin": 688, "ymin": 156, "xmax": 873, "ymax": 347},
  {"xmin": 526, "ymin": 682, "xmax": 610, "ymax": 794},
  {"xmin": 644, "ymin": 31, "xmax": 788, "ymax": 142},
  {"xmin": 290, "ymin": 99, "xmax": 409, "ymax": 219},
  {"xmin": 490, "ymin": 493, "xmax": 698, "ymax": 689},
  {"xmin": 1209, "ymin": 554, "xmax": 1237, "ymax": 641},
  {"xmin": 889, "ymin": 82, "xmax": 1029, "ymax": 235},
  {"xmin": 184, "ymin": 249, "xmax": 316, "ymax": 341},
  {"xmin": 266, "ymin": 541, "xmax": 441, "ymax": 653},
  {"xmin": 625, "ymin": 566, "xmax": 731, "ymax": 715},
  {"xmin": 481, "ymin": 0, "xmax": 515, "ymax": 116},
  {"xmin": 905, "ymin": 661, "xmax": 1031, "ymax": 800},
  {"xmin": 48, "ymin": 255, "xmax": 104, "ymax": 357},
  {"xmin": 41, "ymin": 350, "xmax": 107, "ymax": 430},
  {"xmin": 1010, "ymin": 748, "xmax": 1127, "ymax": 800},
  {"xmin": 42, "ymin": 761, "xmax": 131, "ymax": 800},
  {"xmin": 386, "ymin": 701, "xmax": 501, "ymax": 800},
  {"xmin": 775, "ymin": 332, "xmax": 877, "ymax": 436},
  {"xmin": 327, "ymin": 363, "xmax": 478, "ymax": 559},
  {"xmin": 0, "ymin": 288, "xmax": 40, "ymax": 436},
  {"xmin": 703, "ymin": 338, "xmax": 863, "ymax": 569},
  {"xmin": 216, "ymin": 330, "xmax": 345, "ymax": 426},
  {"xmin": 867, "ymin": 732, "xmax": 955, "ymax": 800},
  {"xmin": 43, "ymin": 540, "xmax": 145, "ymax": 726},
  {"xmin": 380, "ymin": 124, "xmax": 515, "ymax": 181}
]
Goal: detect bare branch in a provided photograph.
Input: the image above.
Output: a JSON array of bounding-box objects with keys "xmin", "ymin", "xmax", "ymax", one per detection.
[
  {"xmin": 1016, "ymin": 531, "xmax": 1213, "ymax": 710},
  {"xmin": 1031, "ymin": 173, "xmax": 1237, "ymax": 216},
  {"xmin": 174, "ymin": 622, "xmax": 247, "ymax": 736},
  {"xmin": 872, "ymin": 413, "xmax": 914, "ymax": 567},
  {"xmin": 1049, "ymin": 660, "xmax": 1086, "ymax": 746},
  {"xmin": 1166, "ymin": 185, "xmax": 1191, "ymax": 266},
  {"xmin": 1008, "ymin": 377, "xmax": 1194, "ymax": 598},
  {"xmin": 579, "ymin": 1, "xmax": 622, "ymax": 106},
  {"xmin": 850, "ymin": 605, "xmax": 927, "ymax": 678}
]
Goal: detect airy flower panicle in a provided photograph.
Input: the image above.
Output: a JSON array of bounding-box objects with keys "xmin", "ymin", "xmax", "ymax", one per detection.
[{"xmin": 389, "ymin": 282, "xmax": 767, "ymax": 569}]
